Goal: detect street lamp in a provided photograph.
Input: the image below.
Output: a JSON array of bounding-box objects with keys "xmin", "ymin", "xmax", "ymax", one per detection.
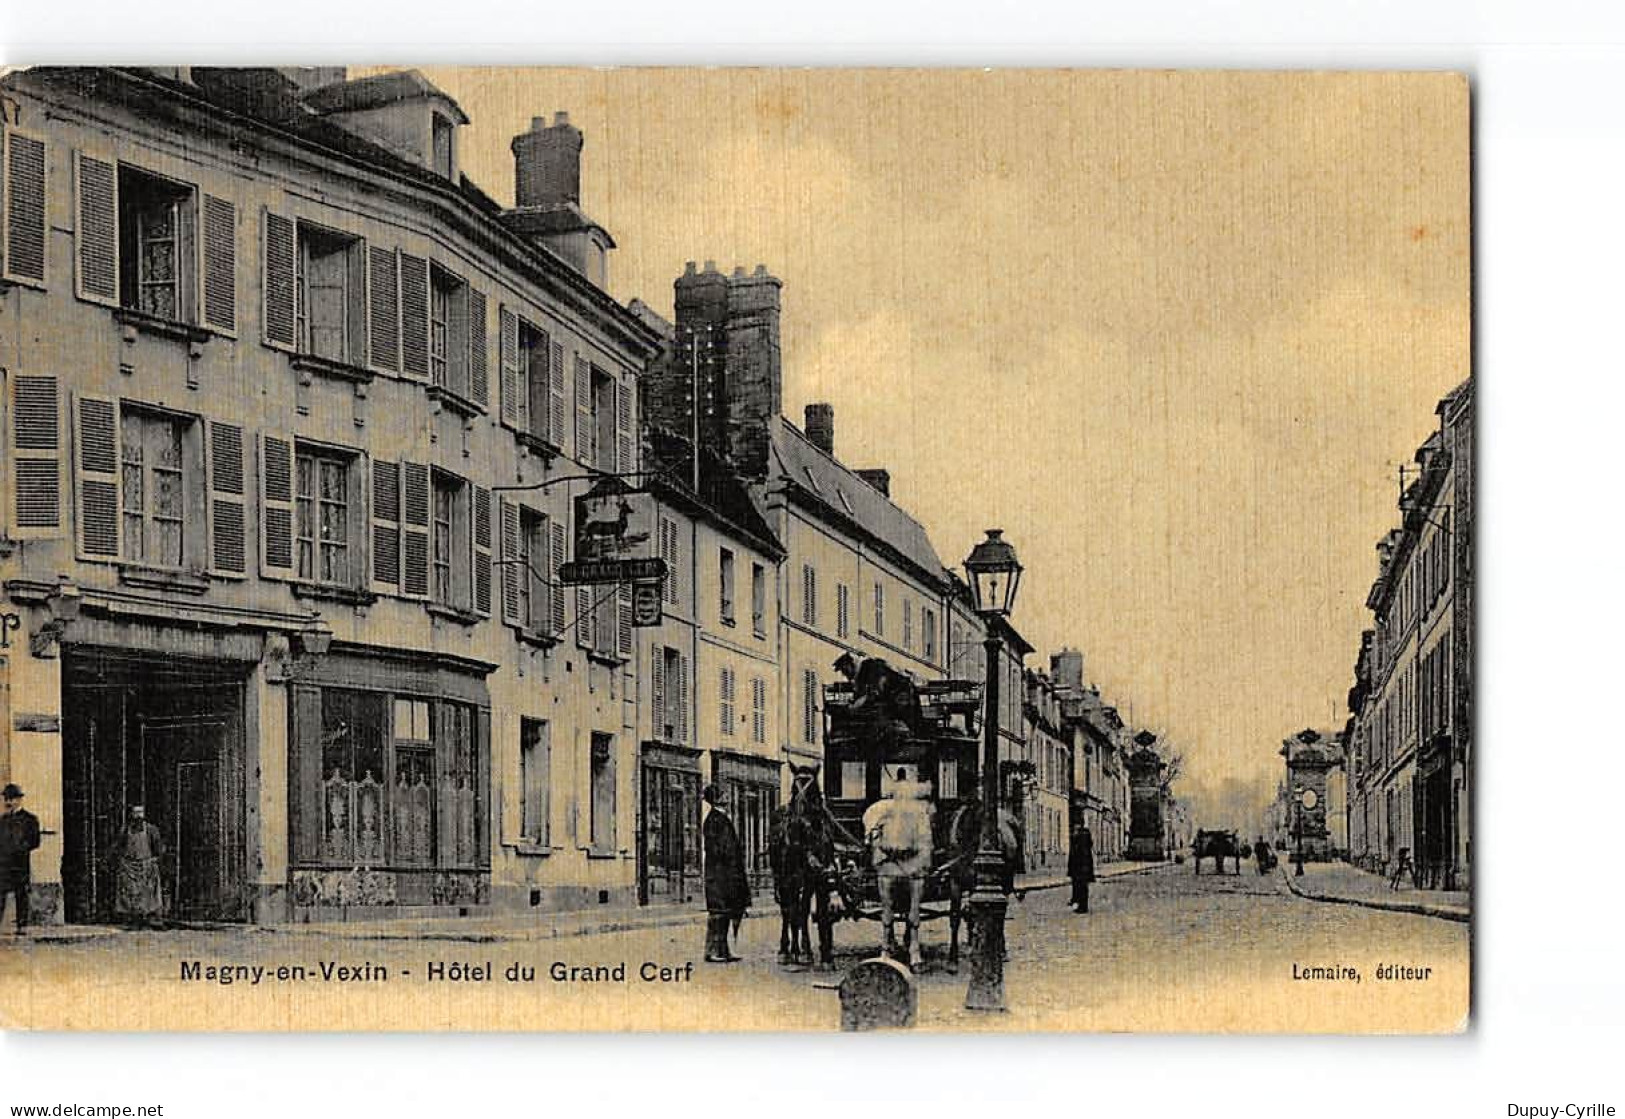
[{"xmin": 963, "ymin": 529, "xmax": 1022, "ymax": 1012}]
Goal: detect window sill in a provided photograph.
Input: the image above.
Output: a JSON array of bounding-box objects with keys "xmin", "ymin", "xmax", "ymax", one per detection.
[
  {"xmin": 514, "ymin": 431, "xmax": 563, "ymax": 460},
  {"xmin": 292, "ymin": 581, "xmax": 377, "ymax": 608},
  {"xmin": 752, "ymin": 628, "xmax": 767, "ymax": 641},
  {"xmin": 426, "ymin": 383, "xmax": 484, "ymax": 419},
  {"xmin": 118, "ymin": 565, "xmax": 210, "ymax": 595},
  {"xmin": 585, "ymin": 648, "xmax": 628, "ymax": 668},
  {"xmin": 505, "ymin": 840, "xmax": 552, "ymax": 857},
  {"xmin": 584, "ymin": 849, "xmax": 622, "ymax": 861},
  {"xmin": 427, "ymin": 602, "xmax": 482, "ymax": 626},
  {"xmin": 515, "ymin": 626, "xmax": 561, "ymax": 650},
  {"xmin": 290, "ymin": 351, "xmax": 374, "ymax": 385},
  {"xmin": 113, "ymin": 307, "xmax": 213, "ymax": 346},
  {"xmin": 720, "ymin": 615, "xmax": 737, "ymax": 629}
]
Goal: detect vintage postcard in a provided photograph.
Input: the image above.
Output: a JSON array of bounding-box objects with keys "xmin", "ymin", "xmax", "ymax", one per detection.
[{"xmin": 0, "ymin": 65, "xmax": 1469, "ymax": 1032}]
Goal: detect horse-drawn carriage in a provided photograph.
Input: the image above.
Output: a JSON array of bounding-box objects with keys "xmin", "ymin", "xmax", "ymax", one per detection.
[
  {"xmin": 1192, "ymin": 828, "xmax": 1245, "ymax": 876},
  {"xmin": 769, "ymin": 658, "xmax": 1018, "ymax": 972}
]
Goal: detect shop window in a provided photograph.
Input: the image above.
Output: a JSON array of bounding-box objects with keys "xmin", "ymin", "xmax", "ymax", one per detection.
[
  {"xmin": 589, "ymin": 732, "xmax": 615, "ymax": 854},
  {"xmin": 390, "ymin": 698, "xmax": 436, "ymax": 866},
  {"xmin": 118, "ymin": 165, "xmax": 195, "ymax": 323},
  {"xmin": 296, "ymin": 222, "xmax": 365, "ymax": 364},
  {"xmin": 520, "ymin": 718, "xmax": 549, "ymax": 845},
  {"xmin": 320, "ymin": 689, "xmax": 387, "ymax": 865}
]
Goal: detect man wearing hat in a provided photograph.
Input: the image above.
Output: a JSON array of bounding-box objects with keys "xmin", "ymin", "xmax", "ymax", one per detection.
[
  {"xmin": 0, "ymin": 783, "xmax": 42, "ymax": 934},
  {"xmin": 701, "ymin": 784, "xmax": 750, "ymax": 963}
]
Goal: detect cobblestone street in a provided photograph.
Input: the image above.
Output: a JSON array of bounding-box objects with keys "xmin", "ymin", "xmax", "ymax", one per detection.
[{"xmin": 0, "ymin": 865, "xmax": 1467, "ymax": 1032}]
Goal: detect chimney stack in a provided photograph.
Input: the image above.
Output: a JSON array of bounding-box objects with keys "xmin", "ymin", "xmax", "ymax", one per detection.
[
  {"xmin": 1051, "ymin": 649, "xmax": 1085, "ymax": 694},
  {"xmin": 855, "ymin": 468, "xmax": 890, "ymax": 497},
  {"xmin": 805, "ymin": 404, "xmax": 834, "ymax": 456},
  {"xmin": 513, "ymin": 112, "xmax": 583, "ymax": 208}
]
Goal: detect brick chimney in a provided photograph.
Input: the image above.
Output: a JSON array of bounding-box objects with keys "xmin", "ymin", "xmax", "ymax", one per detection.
[
  {"xmin": 503, "ymin": 112, "xmax": 613, "ymax": 286},
  {"xmin": 513, "ymin": 112, "xmax": 582, "ymax": 207},
  {"xmin": 723, "ymin": 265, "xmax": 783, "ymax": 478},
  {"xmin": 804, "ymin": 404, "xmax": 834, "ymax": 456},
  {"xmin": 855, "ymin": 468, "xmax": 890, "ymax": 497},
  {"xmin": 656, "ymin": 262, "xmax": 782, "ymax": 479}
]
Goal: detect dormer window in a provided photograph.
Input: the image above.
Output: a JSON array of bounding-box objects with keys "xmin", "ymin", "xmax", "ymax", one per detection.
[{"xmin": 432, "ymin": 113, "xmax": 455, "ymax": 179}]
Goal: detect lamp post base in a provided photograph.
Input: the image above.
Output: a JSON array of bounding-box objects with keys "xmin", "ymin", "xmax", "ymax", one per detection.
[{"xmin": 964, "ymin": 871, "xmax": 1009, "ymax": 1011}]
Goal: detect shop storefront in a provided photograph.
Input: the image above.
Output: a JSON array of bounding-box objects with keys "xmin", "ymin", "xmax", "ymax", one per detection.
[
  {"xmin": 712, "ymin": 751, "xmax": 780, "ymax": 892},
  {"xmin": 284, "ymin": 644, "xmax": 491, "ymax": 918},
  {"xmin": 638, "ymin": 742, "xmax": 701, "ymax": 905}
]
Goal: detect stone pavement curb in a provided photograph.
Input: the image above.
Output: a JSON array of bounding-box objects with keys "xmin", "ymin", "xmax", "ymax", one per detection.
[
  {"xmin": 7, "ymin": 861, "xmax": 1180, "ymax": 946},
  {"xmin": 1280, "ymin": 865, "xmax": 1470, "ymax": 923}
]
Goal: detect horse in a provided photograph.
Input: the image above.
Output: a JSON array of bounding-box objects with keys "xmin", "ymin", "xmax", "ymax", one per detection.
[
  {"xmin": 861, "ymin": 768, "xmax": 935, "ymax": 970},
  {"xmin": 942, "ymin": 798, "xmax": 1023, "ymax": 974},
  {"xmin": 768, "ymin": 765, "xmax": 835, "ymax": 968}
]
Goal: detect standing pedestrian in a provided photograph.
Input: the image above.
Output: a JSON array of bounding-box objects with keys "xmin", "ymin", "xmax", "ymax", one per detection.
[
  {"xmin": 702, "ymin": 784, "xmax": 749, "ymax": 963},
  {"xmin": 0, "ymin": 784, "xmax": 41, "ymax": 934},
  {"xmin": 1068, "ymin": 822, "xmax": 1096, "ymax": 913},
  {"xmin": 113, "ymin": 806, "xmax": 166, "ymax": 928}
]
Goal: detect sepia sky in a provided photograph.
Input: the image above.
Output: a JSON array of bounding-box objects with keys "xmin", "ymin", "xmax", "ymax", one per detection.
[{"xmin": 405, "ymin": 68, "xmax": 1469, "ymax": 828}]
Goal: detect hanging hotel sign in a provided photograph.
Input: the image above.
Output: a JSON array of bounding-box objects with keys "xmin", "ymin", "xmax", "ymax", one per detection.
[{"xmin": 562, "ymin": 479, "xmax": 664, "ymax": 586}]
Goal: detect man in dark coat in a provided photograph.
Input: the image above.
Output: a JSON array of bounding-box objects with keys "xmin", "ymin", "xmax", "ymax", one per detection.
[
  {"xmin": 702, "ymin": 784, "xmax": 750, "ymax": 963},
  {"xmin": 0, "ymin": 783, "xmax": 42, "ymax": 934},
  {"xmin": 1068, "ymin": 823, "xmax": 1096, "ymax": 913}
]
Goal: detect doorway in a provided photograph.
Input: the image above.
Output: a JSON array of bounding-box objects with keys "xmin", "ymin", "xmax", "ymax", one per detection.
[{"xmin": 61, "ymin": 649, "xmax": 247, "ymax": 924}]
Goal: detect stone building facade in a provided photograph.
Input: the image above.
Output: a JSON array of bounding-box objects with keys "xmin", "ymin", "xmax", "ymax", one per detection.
[
  {"xmin": 1344, "ymin": 379, "xmax": 1471, "ymax": 890},
  {"xmin": 0, "ymin": 67, "xmax": 662, "ymax": 923}
]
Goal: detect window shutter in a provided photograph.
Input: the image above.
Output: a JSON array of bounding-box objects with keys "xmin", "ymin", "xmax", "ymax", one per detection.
[
  {"xmin": 617, "ymin": 581, "xmax": 633, "ymax": 659},
  {"xmin": 261, "ymin": 210, "xmax": 295, "ymax": 349},
  {"xmin": 400, "ymin": 462, "xmax": 430, "ymax": 598},
  {"xmin": 72, "ymin": 392, "xmax": 120, "ymax": 559},
  {"xmin": 720, "ymin": 666, "xmax": 734, "ymax": 736},
  {"xmin": 577, "ymin": 582, "xmax": 594, "ymax": 650},
  {"xmin": 549, "ymin": 520, "xmax": 567, "ymax": 636},
  {"xmin": 574, "ymin": 355, "xmax": 593, "ymax": 466},
  {"xmin": 499, "ymin": 497, "xmax": 522, "ymax": 626},
  {"xmin": 367, "ymin": 244, "xmax": 399, "ymax": 373},
  {"xmin": 74, "ymin": 151, "xmax": 118, "ymax": 306},
  {"xmin": 498, "ymin": 305, "xmax": 523, "ymax": 430},
  {"xmin": 548, "ymin": 338, "xmax": 566, "ymax": 452},
  {"xmin": 651, "ymin": 651, "xmax": 666, "ymax": 739},
  {"xmin": 200, "ymin": 194, "xmax": 236, "ymax": 334},
  {"xmin": 9, "ymin": 374, "xmax": 61, "ymax": 538},
  {"xmin": 752, "ymin": 677, "xmax": 767, "ymax": 744},
  {"xmin": 615, "ymin": 379, "xmax": 634, "ymax": 474},
  {"xmin": 3, "ymin": 130, "xmax": 47, "ymax": 286},
  {"xmin": 472, "ymin": 484, "xmax": 492, "ymax": 617},
  {"xmin": 370, "ymin": 459, "xmax": 401, "ymax": 593},
  {"xmin": 206, "ymin": 420, "xmax": 246, "ymax": 575},
  {"xmin": 398, "ymin": 251, "xmax": 429, "ymax": 379},
  {"xmin": 467, "ymin": 287, "xmax": 489, "ymax": 409},
  {"xmin": 257, "ymin": 434, "xmax": 295, "ymax": 578},
  {"xmin": 674, "ymin": 651, "xmax": 688, "ymax": 743}
]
